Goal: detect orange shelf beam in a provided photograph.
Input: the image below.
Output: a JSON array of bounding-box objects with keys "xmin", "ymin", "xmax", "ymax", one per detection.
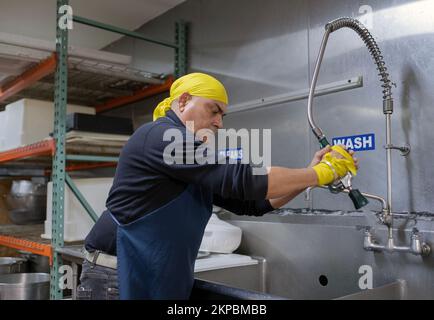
[
  {"xmin": 0, "ymin": 53, "xmax": 57, "ymax": 103},
  {"xmin": 0, "ymin": 236, "xmax": 52, "ymax": 264},
  {"xmin": 95, "ymin": 75, "xmax": 174, "ymax": 113},
  {"xmin": 65, "ymin": 162, "xmax": 117, "ymax": 171},
  {"xmin": 45, "ymin": 162, "xmax": 117, "ymax": 175},
  {"xmin": 0, "ymin": 139, "xmax": 55, "ymax": 164}
]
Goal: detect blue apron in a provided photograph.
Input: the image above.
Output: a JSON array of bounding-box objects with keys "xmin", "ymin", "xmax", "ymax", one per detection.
[{"xmin": 111, "ymin": 184, "xmax": 212, "ymax": 299}]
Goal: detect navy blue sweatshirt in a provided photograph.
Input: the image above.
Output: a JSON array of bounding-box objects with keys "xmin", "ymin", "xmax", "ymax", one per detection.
[{"xmin": 85, "ymin": 110, "xmax": 273, "ymax": 255}]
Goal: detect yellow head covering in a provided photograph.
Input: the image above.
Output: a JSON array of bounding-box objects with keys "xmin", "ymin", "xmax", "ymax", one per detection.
[{"xmin": 153, "ymin": 73, "xmax": 229, "ymax": 121}]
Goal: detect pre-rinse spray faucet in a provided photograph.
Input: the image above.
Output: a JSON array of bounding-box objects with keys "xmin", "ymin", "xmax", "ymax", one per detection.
[{"xmin": 307, "ymin": 17, "xmax": 429, "ymax": 256}]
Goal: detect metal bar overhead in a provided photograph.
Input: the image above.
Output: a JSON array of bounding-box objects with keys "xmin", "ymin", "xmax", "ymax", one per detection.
[{"xmin": 73, "ymin": 15, "xmax": 179, "ymax": 49}]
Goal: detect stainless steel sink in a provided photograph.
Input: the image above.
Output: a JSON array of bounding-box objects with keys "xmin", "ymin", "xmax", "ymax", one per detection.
[
  {"xmin": 336, "ymin": 280, "xmax": 407, "ymax": 300},
  {"xmin": 207, "ymin": 211, "xmax": 434, "ymax": 299},
  {"xmin": 194, "ymin": 257, "xmax": 408, "ymax": 300}
]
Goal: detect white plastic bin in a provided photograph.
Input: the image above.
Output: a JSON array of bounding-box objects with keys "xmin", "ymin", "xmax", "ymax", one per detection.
[
  {"xmin": 0, "ymin": 98, "xmax": 95, "ymax": 151},
  {"xmin": 199, "ymin": 214, "xmax": 242, "ymax": 253},
  {"xmin": 42, "ymin": 177, "xmax": 113, "ymax": 242}
]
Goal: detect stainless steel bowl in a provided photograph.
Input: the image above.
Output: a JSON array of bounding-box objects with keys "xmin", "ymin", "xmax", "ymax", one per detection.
[
  {"xmin": 0, "ymin": 257, "xmax": 28, "ymax": 274},
  {"xmin": 4, "ymin": 180, "xmax": 47, "ymax": 225},
  {"xmin": 18, "ymin": 252, "xmax": 50, "ymax": 273},
  {"xmin": 0, "ymin": 273, "xmax": 50, "ymax": 300}
]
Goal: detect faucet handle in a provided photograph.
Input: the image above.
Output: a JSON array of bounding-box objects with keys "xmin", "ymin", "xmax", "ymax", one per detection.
[
  {"xmin": 318, "ymin": 136, "xmax": 330, "ymax": 148},
  {"xmin": 410, "ymin": 229, "xmax": 431, "ymax": 256}
]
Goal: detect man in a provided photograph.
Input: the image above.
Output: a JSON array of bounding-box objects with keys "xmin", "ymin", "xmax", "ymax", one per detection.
[{"xmin": 78, "ymin": 73, "xmax": 357, "ymax": 300}]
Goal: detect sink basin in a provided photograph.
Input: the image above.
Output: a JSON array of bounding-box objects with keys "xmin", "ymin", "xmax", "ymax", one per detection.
[
  {"xmin": 336, "ymin": 279, "xmax": 407, "ymax": 300},
  {"xmin": 193, "ymin": 257, "xmax": 408, "ymax": 300}
]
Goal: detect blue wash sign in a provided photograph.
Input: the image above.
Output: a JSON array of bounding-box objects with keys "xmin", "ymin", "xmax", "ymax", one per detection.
[{"xmin": 332, "ymin": 133, "xmax": 375, "ymax": 151}]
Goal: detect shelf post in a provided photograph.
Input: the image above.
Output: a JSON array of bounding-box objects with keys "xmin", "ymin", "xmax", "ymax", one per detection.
[
  {"xmin": 175, "ymin": 20, "xmax": 188, "ymax": 78},
  {"xmin": 50, "ymin": 0, "xmax": 69, "ymax": 300}
]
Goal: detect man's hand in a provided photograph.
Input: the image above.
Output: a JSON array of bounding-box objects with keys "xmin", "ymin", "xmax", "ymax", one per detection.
[
  {"xmin": 309, "ymin": 145, "xmax": 359, "ymax": 169},
  {"xmin": 308, "ymin": 145, "xmax": 331, "ymax": 168},
  {"xmin": 310, "ymin": 145, "xmax": 359, "ymax": 186},
  {"xmin": 346, "ymin": 149, "xmax": 359, "ymax": 169}
]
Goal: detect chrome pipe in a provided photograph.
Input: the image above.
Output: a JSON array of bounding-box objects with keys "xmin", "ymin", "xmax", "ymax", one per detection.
[
  {"xmin": 307, "ymin": 29, "xmax": 330, "ymax": 140},
  {"xmin": 385, "ymin": 113, "xmax": 393, "ymax": 222}
]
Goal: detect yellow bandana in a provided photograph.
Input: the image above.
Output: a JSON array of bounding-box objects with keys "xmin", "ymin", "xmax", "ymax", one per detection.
[{"xmin": 153, "ymin": 73, "xmax": 228, "ymax": 121}]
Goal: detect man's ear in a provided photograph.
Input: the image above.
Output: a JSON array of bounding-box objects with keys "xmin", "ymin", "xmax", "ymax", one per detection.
[{"xmin": 178, "ymin": 92, "xmax": 192, "ymax": 107}]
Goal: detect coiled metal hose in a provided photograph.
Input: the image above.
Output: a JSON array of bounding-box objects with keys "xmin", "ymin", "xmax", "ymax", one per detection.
[{"xmin": 325, "ymin": 17, "xmax": 392, "ymax": 101}]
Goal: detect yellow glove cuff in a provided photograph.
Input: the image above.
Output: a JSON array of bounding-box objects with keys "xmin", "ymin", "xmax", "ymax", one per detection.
[{"xmin": 312, "ymin": 162, "xmax": 336, "ymax": 186}]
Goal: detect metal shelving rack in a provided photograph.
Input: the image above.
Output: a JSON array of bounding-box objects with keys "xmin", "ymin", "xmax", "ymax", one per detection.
[{"xmin": 0, "ymin": 0, "xmax": 187, "ymax": 299}]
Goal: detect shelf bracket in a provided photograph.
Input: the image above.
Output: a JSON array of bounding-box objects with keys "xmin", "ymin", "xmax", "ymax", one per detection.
[{"xmin": 65, "ymin": 173, "xmax": 99, "ymax": 223}]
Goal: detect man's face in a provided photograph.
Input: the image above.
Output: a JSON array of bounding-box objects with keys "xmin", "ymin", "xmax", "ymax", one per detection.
[{"xmin": 181, "ymin": 95, "xmax": 227, "ymax": 134}]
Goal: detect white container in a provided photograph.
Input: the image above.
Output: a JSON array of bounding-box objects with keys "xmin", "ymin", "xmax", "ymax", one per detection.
[
  {"xmin": 199, "ymin": 214, "xmax": 242, "ymax": 254},
  {"xmin": 42, "ymin": 177, "xmax": 113, "ymax": 242},
  {"xmin": 0, "ymin": 98, "xmax": 95, "ymax": 151}
]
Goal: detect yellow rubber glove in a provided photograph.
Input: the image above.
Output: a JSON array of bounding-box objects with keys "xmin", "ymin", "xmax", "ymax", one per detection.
[{"xmin": 312, "ymin": 145, "xmax": 357, "ymax": 186}]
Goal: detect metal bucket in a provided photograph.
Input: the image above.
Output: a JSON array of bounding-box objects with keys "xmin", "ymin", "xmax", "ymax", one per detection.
[
  {"xmin": 0, "ymin": 257, "xmax": 28, "ymax": 274},
  {"xmin": 4, "ymin": 180, "xmax": 47, "ymax": 225},
  {"xmin": 18, "ymin": 251, "xmax": 50, "ymax": 273},
  {"xmin": 0, "ymin": 273, "xmax": 50, "ymax": 300}
]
